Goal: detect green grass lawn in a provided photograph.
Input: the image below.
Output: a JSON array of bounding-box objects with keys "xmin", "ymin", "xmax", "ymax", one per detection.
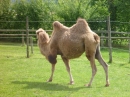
[{"xmin": 0, "ymin": 43, "xmax": 130, "ymax": 97}]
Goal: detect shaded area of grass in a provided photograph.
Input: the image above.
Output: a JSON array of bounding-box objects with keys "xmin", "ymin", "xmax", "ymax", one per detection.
[{"xmin": 0, "ymin": 44, "xmax": 130, "ymax": 97}]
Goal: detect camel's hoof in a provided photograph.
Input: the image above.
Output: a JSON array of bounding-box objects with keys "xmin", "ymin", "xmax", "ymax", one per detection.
[
  {"xmin": 47, "ymin": 79, "xmax": 52, "ymax": 82},
  {"xmin": 105, "ymin": 84, "xmax": 110, "ymax": 87},
  {"xmin": 68, "ymin": 81, "xmax": 74, "ymax": 85},
  {"xmin": 84, "ymin": 84, "xmax": 91, "ymax": 87}
]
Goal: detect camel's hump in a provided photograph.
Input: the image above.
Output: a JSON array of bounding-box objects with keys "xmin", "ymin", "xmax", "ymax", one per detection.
[
  {"xmin": 53, "ymin": 21, "xmax": 63, "ymax": 29},
  {"xmin": 76, "ymin": 18, "xmax": 88, "ymax": 26},
  {"xmin": 53, "ymin": 21, "xmax": 69, "ymax": 31}
]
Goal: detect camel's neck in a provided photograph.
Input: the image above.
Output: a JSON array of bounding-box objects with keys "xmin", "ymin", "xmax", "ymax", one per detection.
[{"xmin": 38, "ymin": 41, "xmax": 50, "ymax": 57}]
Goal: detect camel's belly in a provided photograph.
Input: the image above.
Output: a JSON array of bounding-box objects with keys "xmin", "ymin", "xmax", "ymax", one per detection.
[
  {"xmin": 59, "ymin": 42, "xmax": 85, "ymax": 59},
  {"xmin": 64, "ymin": 50, "xmax": 84, "ymax": 59},
  {"xmin": 58, "ymin": 33, "xmax": 85, "ymax": 59}
]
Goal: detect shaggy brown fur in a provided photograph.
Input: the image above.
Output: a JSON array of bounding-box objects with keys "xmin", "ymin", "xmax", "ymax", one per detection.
[{"xmin": 36, "ymin": 18, "xmax": 109, "ymax": 87}]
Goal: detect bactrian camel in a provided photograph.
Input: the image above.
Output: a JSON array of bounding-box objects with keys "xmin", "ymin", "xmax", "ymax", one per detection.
[{"xmin": 36, "ymin": 18, "xmax": 109, "ymax": 87}]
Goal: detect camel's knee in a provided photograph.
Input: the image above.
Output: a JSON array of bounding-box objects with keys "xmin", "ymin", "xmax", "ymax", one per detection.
[
  {"xmin": 88, "ymin": 56, "xmax": 97, "ymax": 75},
  {"xmin": 99, "ymin": 58, "xmax": 108, "ymax": 69},
  {"xmin": 48, "ymin": 55, "xmax": 57, "ymax": 64},
  {"xmin": 105, "ymin": 63, "xmax": 108, "ymax": 68}
]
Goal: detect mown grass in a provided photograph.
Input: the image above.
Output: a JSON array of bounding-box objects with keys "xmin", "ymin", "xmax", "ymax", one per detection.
[{"xmin": 0, "ymin": 43, "xmax": 130, "ymax": 97}]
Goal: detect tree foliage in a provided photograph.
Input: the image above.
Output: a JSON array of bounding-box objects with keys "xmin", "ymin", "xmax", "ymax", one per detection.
[
  {"xmin": 56, "ymin": 0, "xmax": 108, "ymax": 27},
  {"xmin": 0, "ymin": 0, "xmax": 129, "ymax": 45},
  {"xmin": 0, "ymin": 0, "xmax": 10, "ymax": 15},
  {"xmin": 107, "ymin": 0, "xmax": 130, "ymax": 31},
  {"xmin": 0, "ymin": 0, "xmax": 129, "ymax": 31},
  {"xmin": 11, "ymin": 0, "xmax": 54, "ymax": 29}
]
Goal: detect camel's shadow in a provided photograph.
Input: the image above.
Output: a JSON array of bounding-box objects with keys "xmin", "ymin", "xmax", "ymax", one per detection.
[{"xmin": 12, "ymin": 81, "xmax": 86, "ymax": 91}]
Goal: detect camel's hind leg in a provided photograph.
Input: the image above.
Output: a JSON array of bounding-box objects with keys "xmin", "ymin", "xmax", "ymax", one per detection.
[
  {"xmin": 85, "ymin": 54, "xmax": 97, "ymax": 87},
  {"xmin": 95, "ymin": 45, "xmax": 109, "ymax": 87},
  {"xmin": 61, "ymin": 56, "xmax": 74, "ymax": 85}
]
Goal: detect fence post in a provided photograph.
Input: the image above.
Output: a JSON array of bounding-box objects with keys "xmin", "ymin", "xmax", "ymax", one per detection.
[
  {"xmin": 26, "ymin": 16, "xmax": 29, "ymax": 58},
  {"xmin": 101, "ymin": 31, "xmax": 104, "ymax": 47},
  {"xmin": 107, "ymin": 16, "xmax": 112, "ymax": 63},
  {"xmin": 129, "ymin": 34, "xmax": 130, "ymax": 63},
  {"xmin": 30, "ymin": 36, "xmax": 33, "ymax": 54},
  {"xmin": 22, "ymin": 32, "xmax": 25, "ymax": 46}
]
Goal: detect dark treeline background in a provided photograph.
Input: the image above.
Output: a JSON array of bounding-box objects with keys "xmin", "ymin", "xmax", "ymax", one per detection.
[{"xmin": 0, "ymin": 0, "xmax": 130, "ymax": 46}]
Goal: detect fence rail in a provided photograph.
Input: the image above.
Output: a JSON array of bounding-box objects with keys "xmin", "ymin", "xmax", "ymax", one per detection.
[
  {"xmin": 0, "ymin": 29, "xmax": 52, "ymax": 32},
  {"xmin": 0, "ymin": 16, "xmax": 130, "ymax": 62},
  {"xmin": 0, "ymin": 34, "xmax": 130, "ymax": 39},
  {"xmin": 0, "ymin": 30, "xmax": 129, "ymax": 39}
]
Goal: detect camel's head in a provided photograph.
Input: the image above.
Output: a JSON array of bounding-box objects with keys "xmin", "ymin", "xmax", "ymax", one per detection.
[{"xmin": 36, "ymin": 28, "xmax": 50, "ymax": 44}]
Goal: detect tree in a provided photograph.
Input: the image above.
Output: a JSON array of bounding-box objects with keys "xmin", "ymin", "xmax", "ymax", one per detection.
[
  {"xmin": 0, "ymin": 0, "xmax": 10, "ymax": 15},
  {"xmin": 11, "ymin": 0, "xmax": 56, "ymax": 29},
  {"xmin": 107, "ymin": 0, "xmax": 130, "ymax": 31},
  {"xmin": 115, "ymin": 0, "xmax": 130, "ymax": 32},
  {"xmin": 0, "ymin": 0, "xmax": 17, "ymax": 29},
  {"xmin": 56, "ymin": 0, "xmax": 109, "ymax": 29}
]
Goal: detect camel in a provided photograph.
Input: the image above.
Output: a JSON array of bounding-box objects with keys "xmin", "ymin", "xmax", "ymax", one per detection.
[{"xmin": 36, "ymin": 18, "xmax": 109, "ymax": 87}]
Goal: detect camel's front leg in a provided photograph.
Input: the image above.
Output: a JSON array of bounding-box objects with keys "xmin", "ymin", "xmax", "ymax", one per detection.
[
  {"xmin": 61, "ymin": 57, "xmax": 74, "ymax": 85},
  {"xmin": 47, "ymin": 53, "xmax": 57, "ymax": 82},
  {"xmin": 47, "ymin": 64, "xmax": 55, "ymax": 82}
]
